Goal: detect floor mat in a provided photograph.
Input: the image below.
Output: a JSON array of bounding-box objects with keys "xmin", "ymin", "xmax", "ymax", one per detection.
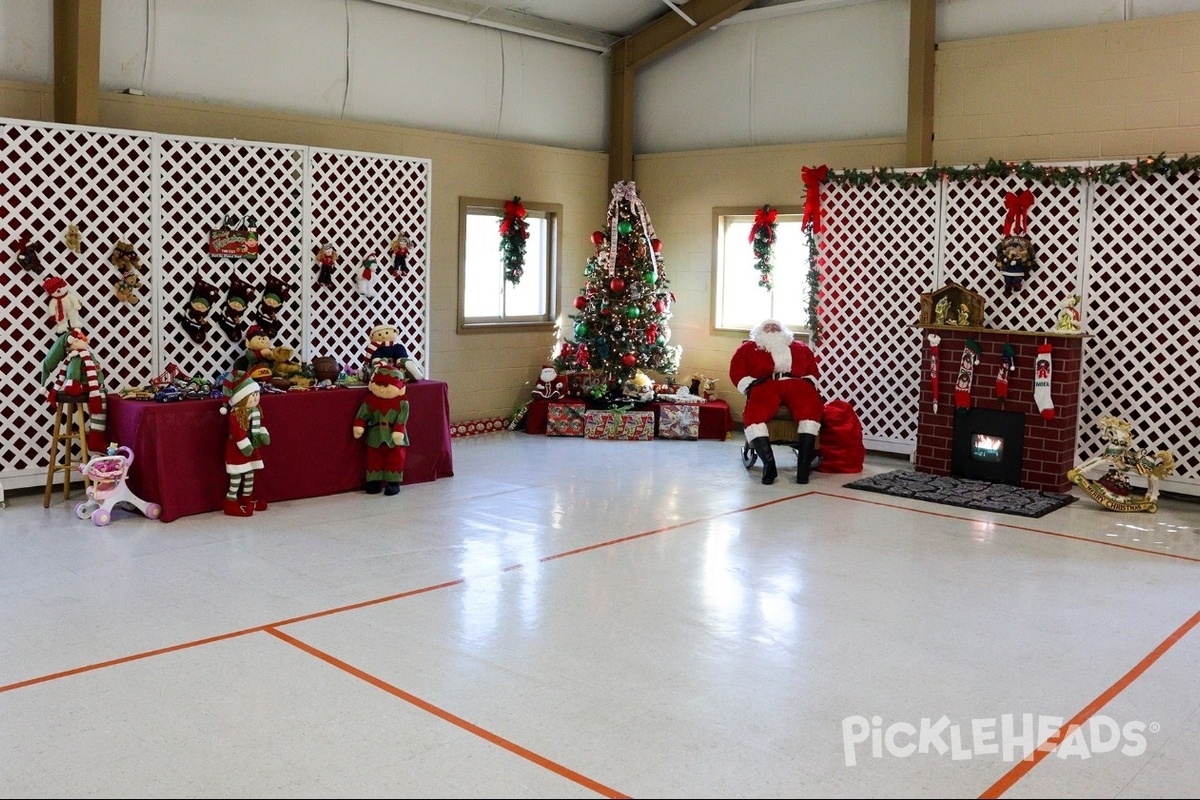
[{"xmin": 843, "ymin": 469, "xmax": 1078, "ymax": 519}]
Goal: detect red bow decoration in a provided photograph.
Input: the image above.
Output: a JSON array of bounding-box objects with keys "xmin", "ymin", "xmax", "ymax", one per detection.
[
  {"xmin": 500, "ymin": 197, "xmax": 526, "ymax": 235},
  {"xmin": 801, "ymin": 165, "xmax": 828, "ymax": 232},
  {"xmin": 1003, "ymin": 189, "xmax": 1035, "ymax": 236},
  {"xmin": 748, "ymin": 205, "xmax": 778, "ymax": 243}
]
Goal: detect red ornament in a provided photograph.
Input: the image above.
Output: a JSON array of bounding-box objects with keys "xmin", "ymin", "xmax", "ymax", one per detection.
[
  {"xmin": 610, "ymin": 277, "xmax": 625, "ymax": 293},
  {"xmin": 653, "ymin": 299, "xmax": 667, "ymax": 313},
  {"xmin": 650, "ymin": 238, "xmax": 662, "ymax": 253},
  {"xmin": 573, "ymin": 295, "xmax": 587, "ymax": 310},
  {"xmin": 621, "ymin": 353, "xmax": 637, "ymax": 367},
  {"xmin": 590, "ymin": 230, "xmax": 606, "ymax": 246}
]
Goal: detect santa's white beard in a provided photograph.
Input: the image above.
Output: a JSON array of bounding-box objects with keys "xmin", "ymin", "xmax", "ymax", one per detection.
[{"xmin": 754, "ymin": 330, "xmax": 793, "ymax": 372}]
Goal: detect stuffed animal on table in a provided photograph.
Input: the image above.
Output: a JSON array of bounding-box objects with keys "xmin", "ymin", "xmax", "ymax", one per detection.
[
  {"xmin": 40, "ymin": 328, "xmax": 109, "ymax": 455},
  {"xmin": 219, "ymin": 369, "xmax": 270, "ymax": 517},
  {"xmin": 232, "ymin": 324, "xmax": 275, "ymax": 381},
  {"xmin": 363, "ymin": 323, "xmax": 424, "ymax": 381},
  {"xmin": 352, "ymin": 363, "xmax": 410, "ymax": 496},
  {"xmin": 531, "ymin": 365, "xmax": 567, "ymax": 400},
  {"xmin": 42, "ymin": 275, "xmax": 84, "ymax": 333}
]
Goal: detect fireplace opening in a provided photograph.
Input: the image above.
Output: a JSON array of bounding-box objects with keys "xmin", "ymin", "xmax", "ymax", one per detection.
[{"xmin": 952, "ymin": 408, "xmax": 1025, "ymax": 486}]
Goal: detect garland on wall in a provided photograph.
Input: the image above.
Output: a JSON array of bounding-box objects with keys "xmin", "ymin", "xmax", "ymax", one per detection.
[
  {"xmin": 799, "ymin": 152, "xmax": 1200, "ymax": 345},
  {"xmin": 499, "ymin": 196, "xmax": 529, "ymax": 285},
  {"xmin": 749, "ymin": 205, "xmax": 777, "ymax": 289}
]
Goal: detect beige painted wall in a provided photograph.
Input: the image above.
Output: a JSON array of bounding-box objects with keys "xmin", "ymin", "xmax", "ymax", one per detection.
[
  {"xmin": 0, "ymin": 79, "xmax": 608, "ymax": 425},
  {"xmin": 3, "ymin": 9, "xmax": 1196, "ymax": 429}
]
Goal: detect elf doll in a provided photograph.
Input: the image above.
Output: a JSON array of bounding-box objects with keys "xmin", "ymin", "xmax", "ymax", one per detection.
[
  {"xmin": 234, "ymin": 324, "xmax": 275, "ymax": 380},
  {"xmin": 40, "ymin": 328, "xmax": 109, "ymax": 455},
  {"xmin": 352, "ymin": 363, "xmax": 410, "ymax": 496},
  {"xmin": 220, "ymin": 370, "xmax": 270, "ymax": 517}
]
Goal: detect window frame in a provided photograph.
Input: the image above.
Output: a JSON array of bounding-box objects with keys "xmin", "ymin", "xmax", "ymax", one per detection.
[
  {"xmin": 711, "ymin": 204, "xmax": 811, "ymax": 337},
  {"xmin": 458, "ymin": 196, "xmax": 562, "ymax": 333}
]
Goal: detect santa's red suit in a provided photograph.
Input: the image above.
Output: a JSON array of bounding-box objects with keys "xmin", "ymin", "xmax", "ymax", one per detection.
[{"xmin": 729, "ymin": 320, "xmax": 823, "ymax": 484}]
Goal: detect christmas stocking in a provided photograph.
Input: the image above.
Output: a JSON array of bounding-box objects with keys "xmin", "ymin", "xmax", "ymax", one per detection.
[
  {"xmin": 1034, "ymin": 343, "xmax": 1055, "ymax": 419},
  {"xmin": 996, "ymin": 343, "xmax": 1015, "ymax": 400},
  {"xmin": 176, "ymin": 277, "xmax": 221, "ymax": 345},
  {"xmin": 954, "ymin": 340, "xmax": 981, "ymax": 410}
]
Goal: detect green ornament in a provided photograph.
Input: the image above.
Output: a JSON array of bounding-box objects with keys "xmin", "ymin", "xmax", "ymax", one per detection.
[
  {"xmin": 574, "ymin": 321, "xmax": 589, "ymax": 338},
  {"xmin": 625, "ymin": 305, "xmax": 640, "ymax": 319},
  {"xmin": 642, "ymin": 270, "xmax": 657, "ymax": 285},
  {"xmin": 617, "ymin": 219, "xmax": 633, "ymax": 235}
]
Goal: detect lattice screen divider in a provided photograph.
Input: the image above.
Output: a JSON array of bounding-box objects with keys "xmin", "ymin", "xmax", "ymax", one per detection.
[
  {"xmin": 815, "ymin": 177, "xmax": 941, "ymax": 452},
  {"xmin": 0, "ymin": 119, "xmax": 431, "ymax": 491}
]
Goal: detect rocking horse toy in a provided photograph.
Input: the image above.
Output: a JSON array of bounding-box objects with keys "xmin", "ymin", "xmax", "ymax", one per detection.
[{"xmin": 1067, "ymin": 415, "xmax": 1175, "ymax": 513}]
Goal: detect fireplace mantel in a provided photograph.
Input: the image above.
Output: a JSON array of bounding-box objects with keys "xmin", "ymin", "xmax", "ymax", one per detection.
[{"xmin": 913, "ymin": 324, "xmax": 1092, "ymax": 339}]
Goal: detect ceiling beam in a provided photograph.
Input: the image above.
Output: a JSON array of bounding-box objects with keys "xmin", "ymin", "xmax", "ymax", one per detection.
[
  {"xmin": 906, "ymin": 0, "xmax": 936, "ymax": 167},
  {"xmin": 52, "ymin": 0, "xmax": 101, "ymax": 126}
]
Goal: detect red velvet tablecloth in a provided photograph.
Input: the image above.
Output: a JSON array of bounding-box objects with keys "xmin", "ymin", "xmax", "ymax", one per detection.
[
  {"xmin": 523, "ymin": 398, "xmax": 731, "ymax": 440},
  {"xmin": 107, "ymin": 381, "xmax": 454, "ymax": 522}
]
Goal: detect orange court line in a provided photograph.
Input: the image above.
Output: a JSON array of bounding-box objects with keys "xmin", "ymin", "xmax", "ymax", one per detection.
[{"xmin": 266, "ymin": 627, "xmax": 632, "ymax": 799}]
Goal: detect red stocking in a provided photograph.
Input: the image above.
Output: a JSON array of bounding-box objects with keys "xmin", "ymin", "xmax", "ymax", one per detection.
[{"xmin": 954, "ymin": 340, "xmax": 981, "ymax": 410}]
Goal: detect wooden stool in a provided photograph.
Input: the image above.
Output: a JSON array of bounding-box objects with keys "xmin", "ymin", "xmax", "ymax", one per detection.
[{"xmin": 44, "ymin": 400, "xmax": 90, "ymax": 508}]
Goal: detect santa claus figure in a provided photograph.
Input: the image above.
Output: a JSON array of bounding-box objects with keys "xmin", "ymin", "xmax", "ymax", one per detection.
[
  {"xmin": 729, "ymin": 319, "xmax": 823, "ymax": 485},
  {"xmin": 531, "ymin": 365, "xmax": 567, "ymax": 400}
]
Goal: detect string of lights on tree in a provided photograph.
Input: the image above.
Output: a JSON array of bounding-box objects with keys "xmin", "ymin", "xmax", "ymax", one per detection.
[
  {"xmin": 554, "ymin": 181, "xmax": 681, "ymax": 393},
  {"xmin": 499, "ymin": 196, "xmax": 529, "ymax": 285}
]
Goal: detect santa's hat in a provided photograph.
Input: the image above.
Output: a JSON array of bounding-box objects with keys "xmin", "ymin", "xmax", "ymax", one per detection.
[
  {"xmin": 219, "ymin": 370, "xmax": 259, "ymax": 414},
  {"xmin": 42, "ymin": 275, "xmax": 68, "ymax": 296},
  {"xmin": 370, "ymin": 363, "xmax": 405, "ymax": 388}
]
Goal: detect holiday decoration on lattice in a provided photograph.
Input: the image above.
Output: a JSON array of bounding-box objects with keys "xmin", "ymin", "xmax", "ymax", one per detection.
[
  {"xmin": 749, "ymin": 204, "xmax": 778, "ymax": 289},
  {"xmin": 305, "ymin": 147, "xmax": 431, "ymax": 376}
]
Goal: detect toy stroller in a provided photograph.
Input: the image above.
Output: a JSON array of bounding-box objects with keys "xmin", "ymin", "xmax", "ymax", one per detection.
[{"xmin": 75, "ymin": 445, "xmax": 162, "ymax": 526}]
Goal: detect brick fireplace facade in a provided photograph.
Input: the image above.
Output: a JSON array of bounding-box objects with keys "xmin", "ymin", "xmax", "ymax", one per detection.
[{"xmin": 914, "ymin": 328, "xmax": 1084, "ymax": 493}]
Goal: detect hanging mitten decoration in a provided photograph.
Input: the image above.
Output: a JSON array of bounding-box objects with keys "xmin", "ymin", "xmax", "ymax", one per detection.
[
  {"xmin": 996, "ymin": 189, "xmax": 1037, "ymax": 296},
  {"xmin": 499, "ymin": 197, "xmax": 529, "ymax": 285},
  {"xmin": 111, "ymin": 239, "xmax": 144, "ymax": 304},
  {"xmin": 1034, "ymin": 342, "xmax": 1055, "ymax": 419},
  {"xmin": 358, "ymin": 256, "xmax": 378, "ymax": 298},
  {"xmin": 996, "ymin": 343, "xmax": 1015, "ymax": 400},
  {"xmin": 16, "ymin": 234, "xmax": 41, "ymax": 271},
  {"xmin": 954, "ymin": 339, "xmax": 981, "ymax": 411},
  {"xmin": 42, "ymin": 275, "xmax": 84, "ymax": 333},
  {"xmin": 250, "ymin": 274, "xmax": 290, "ymax": 340},
  {"xmin": 175, "ymin": 276, "xmax": 222, "ymax": 344},
  {"xmin": 927, "ymin": 334, "xmax": 941, "ymax": 413},
  {"xmin": 313, "ymin": 245, "xmax": 338, "ymax": 289},
  {"xmin": 388, "ymin": 235, "xmax": 411, "ymax": 279},
  {"xmin": 213, "ymin": 275, "xmax": 257, "ymax": 341}
]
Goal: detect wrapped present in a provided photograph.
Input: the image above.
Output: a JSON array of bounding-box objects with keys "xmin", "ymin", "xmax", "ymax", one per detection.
[
  {"xmin": 656, "ymin": 403, "xmax": 699, "ymax": 440},
  {"xmin": 568, "ymin": 371, "xmax": 607, "ymax": 399},
  {"xmin": 546, "ymin": 400, "xmax": 587, "ymax": 437},
  {"xmin": 584, "ymin": 408, "xmax": 655, "ymax": 441}
]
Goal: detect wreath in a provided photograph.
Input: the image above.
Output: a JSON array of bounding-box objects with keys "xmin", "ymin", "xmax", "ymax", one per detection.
[
  {"xmin": 499, "ymin": 196, "xmax": 529, "ymax": 285},
  {"xmin": 749, "ymin": 204, "xmax": 778, "ymax": 289}
]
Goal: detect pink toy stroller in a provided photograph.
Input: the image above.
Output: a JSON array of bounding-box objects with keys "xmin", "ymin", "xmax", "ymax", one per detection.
[{"xmin": 75, "ymin": 445, "xmax": 162, "ymax": 526}]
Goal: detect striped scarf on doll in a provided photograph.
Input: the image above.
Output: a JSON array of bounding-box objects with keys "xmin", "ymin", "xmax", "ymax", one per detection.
[{"xmin": 48, "ymin": 348, "xmax": 108, "ymax": 454}]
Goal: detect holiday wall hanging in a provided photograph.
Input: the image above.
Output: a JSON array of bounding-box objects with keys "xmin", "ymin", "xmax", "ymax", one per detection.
[
  {"xmin": 749, "ymin": 205, "xmax": 778, "ymax": 290},
  {"xmin": 388, "ymin": 235, "xmax": 411, "ymax": 279},
  {"xmin": 313, "ymin": 245, "xmax": 338, "ymax": 289},
  {"xmin": 499, "ymin": 197, "xmax": 529, "ymax": 285},
  {"xmin": 995, "ymin": 189, "xmax": 1037, "ymax": 295},
  {"xmin": 206, "ymin": 215, "xmax": 260, "ymax": 261},
  {"xmin": 111, "ymin": 239, "xmax": 143, "ymax": 305},
  {"xmin": 15, "ymin": 234, "xmax": 41, "ymax": 271},
  {"xmin": 176, "ymin": 276, "xmax": 222, "ymax": 344},
  {"xmin": 213, "ymin": 275, "xmax": 258, "ymax": 341},
  {"xmin": 249, "ymin": 274, "xmax": 291, "ymax": 340}
]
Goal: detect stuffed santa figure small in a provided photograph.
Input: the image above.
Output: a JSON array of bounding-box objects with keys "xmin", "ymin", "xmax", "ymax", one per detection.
[{"xmin": 531, "ymin": 365, "xmax": 568, "ymax": 400}]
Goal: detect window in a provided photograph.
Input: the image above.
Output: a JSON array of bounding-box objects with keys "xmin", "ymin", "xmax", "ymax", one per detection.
[
  {"xmin": 712, "ymin": 206, "xmax": 811, "ymax": 335},
  {"xmin": 459, "ymin": 197, "xmax": 561, "ymax": 331}
]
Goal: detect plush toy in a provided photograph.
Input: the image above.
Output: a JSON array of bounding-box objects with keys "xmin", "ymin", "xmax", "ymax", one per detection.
[
  {"xmin": 249, "ymin": 274, "xmax": 290, "ymax": 340},
  {"xmin": 220, "ymin": 369, "xmax": 270, "ymax": 517},
  {"xmin": 352, "ymin": 362, "xmax": 410, "ymax": 496},
  {"xmin": 213, "ymin": 275, "xmax": 257, "ymax": 341},
  {"xmin": 364, "ymin": 323, "xmax": 424, "ymax": 381},
  {"xmin": 388, "ymin": 235, "xmax": 411, "ymax": 278},
  {"xmin": 16, "ymin": 234, "xmax": 42, "ymax": 271},
  {"xmin": 111, "ymin": 240, "xmax": 143, "ymax": 305},
  {"xmin": 40, "ymin": 328, "xmax": 109, "ymax": 455},
  {"xmin": 234, "ymin": 325, "xmax": 275, "ymax": 381},
  {"xmin": 313, "ymin": 244, "xmax": 338, "ymax": 289},
  {"xmin": 268, "ymin": 345, "xmax": 303, "ymax": 386},
  {"xmin": 176, "ymin": 276, "xmax": 222, "ymax": 344},
  {"xmin": 531, "ymin": 365, "xmax": 567, "ymax": 400},
  {"xmin": 621, "ymin": 370, "xmax": 655, "ymax": 403},
  {"xmin": 42, "ymin": 275, "xmax": 84, "ymax": 333},
  {"xmin": 357, "ymin": 256, "xmax": 378, "ymax": 298}
]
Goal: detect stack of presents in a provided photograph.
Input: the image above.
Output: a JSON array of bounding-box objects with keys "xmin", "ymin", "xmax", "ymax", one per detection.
[{"xmin": 534, "ymin": 368, "xmax": 712, "ymax": 441}]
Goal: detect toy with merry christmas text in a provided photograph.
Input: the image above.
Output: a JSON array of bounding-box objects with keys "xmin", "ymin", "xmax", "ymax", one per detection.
[
  {"xmin": 219, "ymin": 370, "xmax": 270, "ymax": 517},
  {"xmin": 1068, "ymin": 415, "xmax": 1175, "ymax": 513},
  {"xmin": 353, "ymin": 362, "xmax": 410, "ymax": 496}
]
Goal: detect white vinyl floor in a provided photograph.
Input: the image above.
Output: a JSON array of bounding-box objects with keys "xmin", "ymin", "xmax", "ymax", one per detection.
[{"xmin": 2, "ymin": 432, "xmax": 1200, "ymax": 799}]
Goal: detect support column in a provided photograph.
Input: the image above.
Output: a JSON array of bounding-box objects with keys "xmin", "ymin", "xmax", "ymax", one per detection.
[{"xmin": 53, "ymin": 0, "xmax": 102, "ymax": 126}]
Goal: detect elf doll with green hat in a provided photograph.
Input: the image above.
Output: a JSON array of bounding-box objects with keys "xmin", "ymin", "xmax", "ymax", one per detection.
[
  {"xmin": 220, "ymin": 369, "xmax": 271, "ymax": 516},
  {"xmin": 40, "ymin": 328, "xmax": 109, "ymax": 455},
  {"xmin": 352, "ymin": 362, "xmax": 410, "ymax": 496}
]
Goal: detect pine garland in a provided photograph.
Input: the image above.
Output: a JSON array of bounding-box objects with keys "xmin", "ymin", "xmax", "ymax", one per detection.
[
  {"xmin": 499, "ymin": 196, "xmax": 529, "ymax": 285},
  {"xmin": 825, "ymin": 153, "xmax": 1200, "ymax": 188},
  {"xmin": 749, "ymin": 205, "xmax": 778, "ymax": 290},
  {"xmin": 804, "ymin": 224, "xmax": 820, "ymax": 345}
]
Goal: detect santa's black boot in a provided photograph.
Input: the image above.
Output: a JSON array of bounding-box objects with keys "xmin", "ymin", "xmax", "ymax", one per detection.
[
  {"xmin": 795, "ymin": 433, "xmax": 817, "ymax": 484},
  {"xmin": 750, "ymin": 436, "xmax": 777, "ymax": 485}
]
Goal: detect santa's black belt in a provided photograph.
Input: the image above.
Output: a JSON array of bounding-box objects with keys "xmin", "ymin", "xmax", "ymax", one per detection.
[{"xmin": 770, "ymin": 372, "xmax": 798, "ymax": 380}]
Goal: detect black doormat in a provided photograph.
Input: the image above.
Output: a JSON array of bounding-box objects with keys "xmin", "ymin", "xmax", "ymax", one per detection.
[{"xmin": 843, "ymin": 469, "xmax": 1078, "ymax": 519}]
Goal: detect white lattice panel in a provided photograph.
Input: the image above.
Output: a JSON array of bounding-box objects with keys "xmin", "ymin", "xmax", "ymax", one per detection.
[
  {"xmin": 0, "ymin": 120, "xmax": 155, "ymax": 478},
  {"xmin": 305, "ymin": 148, "xmax": 431, "ymax": 374},
  {"xmin": 938, "ymin": 173, "xmax": 1087, "ymax": 331},
  {"xmin": 156, "ymin": 136, "xmax": 306, "ymax": 382},
  {"xmin": 1081, "ymin": 173, "xmax": 1200, "ymax": 490},
  {"xmin": 815, "ymin": 178, "xmax": 940, "ymax": 450}
]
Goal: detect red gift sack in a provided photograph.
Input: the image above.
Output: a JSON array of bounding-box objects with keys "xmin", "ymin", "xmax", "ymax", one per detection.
[{"xmin": 817, "ymin": 400, "xmax": 865, "ymax": 473}]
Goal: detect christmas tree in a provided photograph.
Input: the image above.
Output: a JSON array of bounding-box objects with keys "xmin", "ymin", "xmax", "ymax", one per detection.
[{"xmin": 554, "ymin": 181, "xmax": 681, "ymax": 394}]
